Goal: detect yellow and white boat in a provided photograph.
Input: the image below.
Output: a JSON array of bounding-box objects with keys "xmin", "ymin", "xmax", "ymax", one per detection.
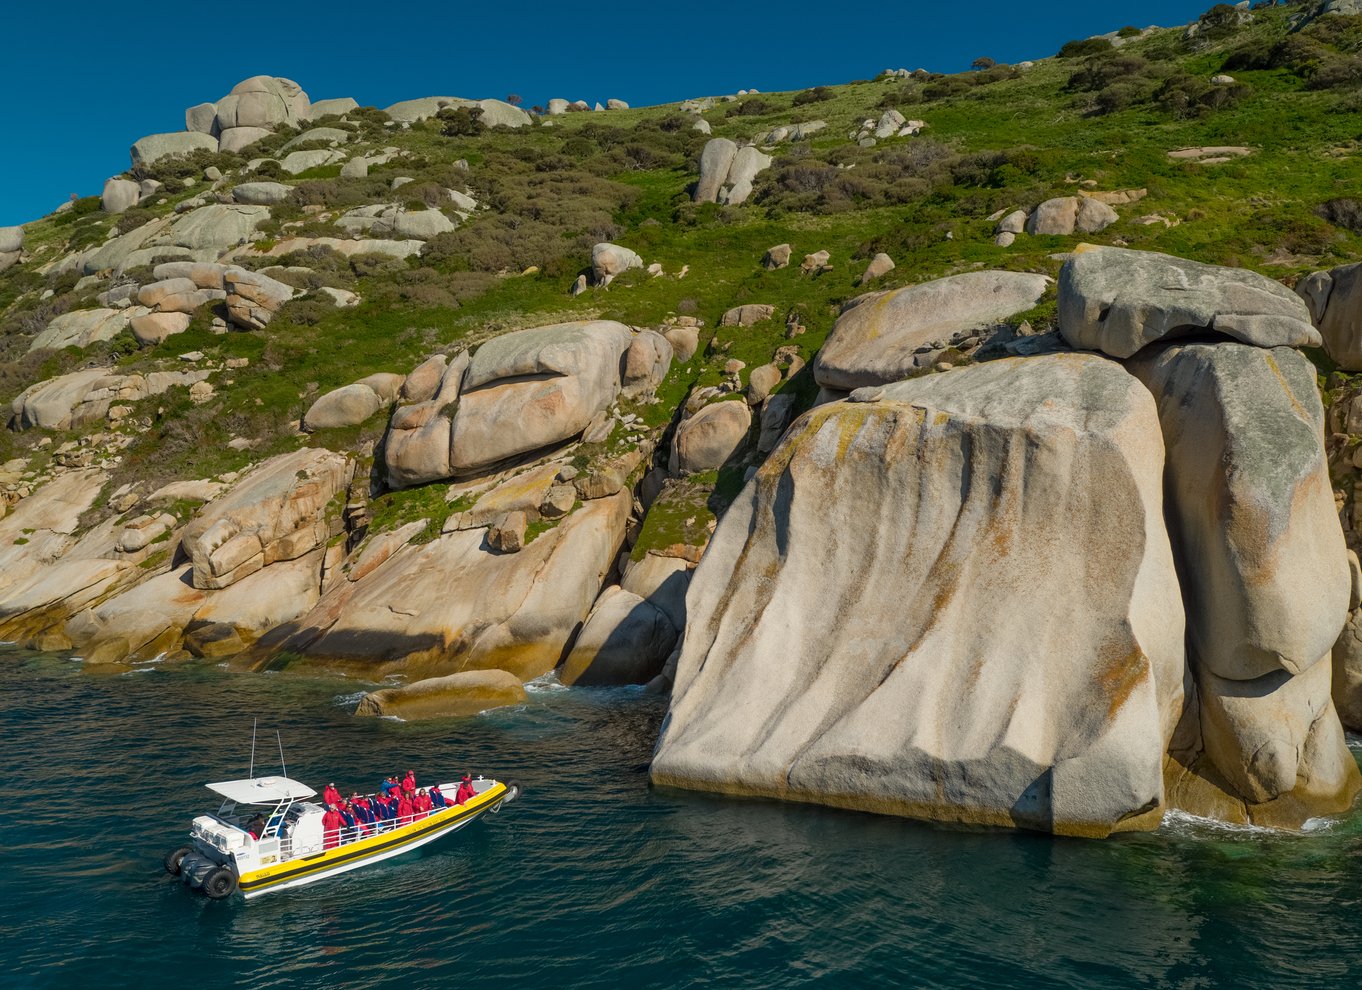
[{"xmin": 164, "ymin": 774, "xmax": 520, "ymax": 900}]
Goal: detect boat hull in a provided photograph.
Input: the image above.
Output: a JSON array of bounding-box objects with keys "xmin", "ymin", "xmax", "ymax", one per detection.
[{"xmin": 236, "ymin": 782, "xmax": 511, "ymax": 899}]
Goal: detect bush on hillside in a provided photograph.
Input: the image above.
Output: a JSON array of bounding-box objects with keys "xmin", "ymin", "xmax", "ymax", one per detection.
[
  {"xmin": 792, "ymin": 86, "xmax": 834, "ymax": 106},
  {"xmin": 438, "ymin": 106, "xmax": 485, "ymax": 137},
  {"xmin": 732, "ymin": 98, "xmax": 775, "ymax": 117},
  {"xmin": 1155, "ymin": 72, "xmax": 1248, "ymax": 118},
  {"xmin": 1058, "ymin": 38, "xmax": 1113, "ymax": 59}
]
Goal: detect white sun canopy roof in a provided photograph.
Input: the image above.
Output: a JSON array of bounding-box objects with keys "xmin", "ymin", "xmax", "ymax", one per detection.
[{"xmin": 206, "ymin": 776, "xmax": 317, "ymax": 804}]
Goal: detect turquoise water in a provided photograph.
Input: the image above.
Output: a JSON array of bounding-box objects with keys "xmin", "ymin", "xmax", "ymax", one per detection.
[{"xmin": 3, "ymin": 649, "xmax": 1362, "ymax": 989}]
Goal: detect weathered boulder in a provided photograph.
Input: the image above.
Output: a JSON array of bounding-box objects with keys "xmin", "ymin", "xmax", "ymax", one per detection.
[
  {"xmin": 224, "ymin": 267, "xmax": 295, "ymax": 330},
  {"xmin": 449, "ymin": 322, "xmax": 632, "ymax": 475},
  {"xmin": 130, "ymin": 311, "xmax": 192, "ymax": 346},
  {"xmin": 281, "ymin": 127, "xmax": 350, "ymax": 151},
  {"xmin": 232, "ymin": 181, "xmax": 293, "ymax": 205},
  {"xmin": 1333, "ymin": 608, "xmax": 1362, "ymax": 730},
  {"xmin": 1297, "ymin": 261, "xmax": 1362, "ymax": 370},
  {"xmin": 664, "ymin": 327, "xmax": 700, "ymax": 363},
  {"xmin": 383, "ymin": 96, "xmax": 531, "ymax": 127},
  {"xmin": 336, "ymin": 205, "xmax": 456, "ymax": 240},
  {"xmin": 621, "ymin": 551, "xmax": 691, "ymax": 631},
  {"xmin": 670, "ymin": 401, "xmax": 751, "ymax": 474},
  {"xmin": 814, "ymin": 271, "xmax": 1048, "ymax": 390},
  {"xmin": 651, "ymin": 354, "xmax": 1185, "ymax": 836},
  {"xmin": 29, "ymin": 307, "xmax": 150, "ymax": 352},
  {"xmin": 1024, "ymin": 196, "xmax": 1120, "ymax": 236},
  {"xmin": 215, "ymin": 75, "xmax": 309, "ymax": 128},
  {"xmin": 355, "ymin": 669, "xmax": 527, "ymax": 719},
  {"xmin": 130, "ymin": 132, "xmax": 219, "ymax": 168},
  {"xmin": 447, "ymin": 464, "xmax": 561, "ymax": 531},
  {"xmin": 623, "ymin": 330, "xmax": 673, "ymax": 389},
  {"xmin": 721, "ymin": 147, "xmax": 772, "ymax": 206},
  {"xmin": 591, "ymin": 243, "xmax": 642, "ymax": 285},
  {"xmin": 218, "ymin": 127, "xmax": 273, "ymax": 154},
  {"xmin": 308, "ymin": 97, "xmax": 360, "ymax": 119},
  {"xmin": 560, "ymin": 586, "xmax": 678, "ymax": 686},
  {"xmin": 489, "ymin": 510, "xmax": 528, "ymax": 553},
  {"xmin": 303, "ymin": 383, "xmax": 384, "ymax": 431},
  {"xmin": 762, "ymin": 244, "xmax": 791, "ymax": 270},
  {"xmin": 858, "ymin": 253, "xmax": 895, "ymax": 285},
  {"xmin": 180, "ymin": 449, "xmax": 349, "ymax": 590},
  {"xmin": 250, "ymin": 491, "xmax": 630, "ymax": 680},
  {"xmin": 102, "ymin": 178, "xmax": 141, "ymax": 214},
  {"xmin": 65, "ymin": 566, "xmax": 206, "ymax": 660},
  {"xmin": 137, "ymin": 277, "xmax": 223, "ymax": 314},
  {"xmin": 10, "ymin": 368, "xmax": 207, "ymax": 430},
  {"xmin": 400, "ymin": 354, "xmax": 449, "ymax": 403},
  {"xmin": 1129, "ymin": 342, "xmax": 1348, "ymax": 682},
  {"xmin": 185, "ymin": 102, "xmax": 219, "ymax": 135},
  {"xmin": 1059, "ymin": 247, "xmax": 1320, "ymax": 358},
  {"xmin": 383, "ymin": 351, "xmax": 469, "ymax": 489},
  {"xmin": 0, "ymin": 225, "xmax": 21, "ymax": 271},
  {"xmin": 720, "ymin": 304, "xmax": 775, "ymax": 327},
  {"xmin": 694, "ymin": 139, "xmax": 738, "ymax": 203}
]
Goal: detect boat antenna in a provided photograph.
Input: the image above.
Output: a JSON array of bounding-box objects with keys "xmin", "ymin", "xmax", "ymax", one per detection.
[
  {"xmin": 276, "ymin": 730, "xmax": 287, "ymax": 779},
  {"xmin": 249, "ymin": 718, "xmax": 258, "ymax": 779}
]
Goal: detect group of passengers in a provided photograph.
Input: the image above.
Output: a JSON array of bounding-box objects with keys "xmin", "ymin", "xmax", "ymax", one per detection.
[{"xmin": 314, "ymin": 771, "xmax": 478, "ymax": 849}]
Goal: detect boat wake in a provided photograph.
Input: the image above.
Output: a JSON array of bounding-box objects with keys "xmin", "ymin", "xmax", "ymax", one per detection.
[{"xmin": 1160, "ymin": 808, "xmax": 1321, "ymax": 838}]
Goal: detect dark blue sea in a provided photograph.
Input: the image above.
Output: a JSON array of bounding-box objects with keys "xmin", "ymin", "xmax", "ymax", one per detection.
[{"xmin": 3, "ymin": 648, "xmax": 1361, "ymax": 989}]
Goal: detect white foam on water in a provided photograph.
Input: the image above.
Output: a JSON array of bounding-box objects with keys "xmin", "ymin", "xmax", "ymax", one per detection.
[
  {"xmin": 1301, "ymin": 816, "xmax": 1336, "ymax": 834},
  {"xmin": 122, "ymin": 668, "xmax": 155, "ymax": 676},
  {"xmin": 334, "ymin": 691, "xmax": 367, "ymax": 708},
  {"xmin": 525, "ymin": 671, "xmax": 567, "ymax": 694},
  {"xmin": 1160, "ymin": 809, "xmax": 1290, "ymax": 838},
  {"xmin": 379, "ymin": 715, "xmax": 406, "ymax": 723}
]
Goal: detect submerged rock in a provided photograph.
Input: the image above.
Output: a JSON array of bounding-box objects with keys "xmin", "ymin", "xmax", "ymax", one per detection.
[
  {"xmin": 355, "ymin": 669, "xmax": 527, "ymax": 719},
  {"xmin": 652, "ymin": 354, "xmax": 1186, "ymax": 837}
]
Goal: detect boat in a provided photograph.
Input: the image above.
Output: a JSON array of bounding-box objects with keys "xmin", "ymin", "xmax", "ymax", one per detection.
[{"xmin": 164, "ymin": 774, "xmax": 520, "ymax": 900}]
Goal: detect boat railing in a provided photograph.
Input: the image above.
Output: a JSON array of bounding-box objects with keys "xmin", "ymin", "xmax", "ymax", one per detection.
[{"xmin": 322, "ymin": 807, "xmax": 451, "ymax": 848}]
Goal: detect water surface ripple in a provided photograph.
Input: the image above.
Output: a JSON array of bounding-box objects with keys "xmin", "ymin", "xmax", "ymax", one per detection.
[{"xmin": 2, "ymin": 651, "xmax": 1360, "ymax": 989}]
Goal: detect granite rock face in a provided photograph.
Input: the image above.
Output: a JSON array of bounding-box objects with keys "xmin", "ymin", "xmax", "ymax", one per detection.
[
  {"xmin": 1059, "ymin": 247, "xmax": 1321, "ymax": 358},
  {"xmin": 653, "ymin": 354, "xmax": 1186, "ymax": 837}
]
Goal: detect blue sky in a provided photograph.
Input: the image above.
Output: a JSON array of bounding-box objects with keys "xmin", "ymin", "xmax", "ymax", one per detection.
[{"xmin": 1, "ymin": 0, "xmax": 1224, "ymax": 226}]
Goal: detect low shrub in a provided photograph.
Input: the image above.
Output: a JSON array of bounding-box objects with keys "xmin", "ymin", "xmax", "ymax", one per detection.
[
  {"xmin": 792, "ymin": 86, "xmax": 835, "ymax": 106},
  {"xmin": 1057, "ymin": 38, "xmax": 1113, "ymax": 59}
]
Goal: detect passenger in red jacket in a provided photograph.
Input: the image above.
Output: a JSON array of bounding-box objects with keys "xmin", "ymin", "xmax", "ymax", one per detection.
[
  {"xmin": 455, "ymin": 775, "xmax": 476, "ymax": 805},
  {"xmin": 413, "ymin": 789, "xmax": 433, "ymax": 819},
  {"xmin": 428, "ymin": 784, "xmax": 449, "ymax": 808},
  {"xmin": 402, "ymin": 770, "xmax": 416, "ymax": 797},
  {"xmin": 321, "ymin": 804, "xmax": 344, "ymax": 849},
  {"xmin": 322, "ymin": 783, "xmax": 342, "ymax": 807},
  {"xmin": 396, "ymin": 793, "xmax": 414, "ymax": 824}
]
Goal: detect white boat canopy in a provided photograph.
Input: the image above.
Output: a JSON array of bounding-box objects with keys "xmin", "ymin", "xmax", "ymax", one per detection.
[{"xmin": 206, "ymin": 776, "xmax": 317, "ymax": 804}]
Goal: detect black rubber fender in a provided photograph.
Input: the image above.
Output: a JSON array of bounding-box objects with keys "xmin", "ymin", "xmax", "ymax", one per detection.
[{"xmin": 164, "ymin": 846, "xmax": 193, "ymax": 876}]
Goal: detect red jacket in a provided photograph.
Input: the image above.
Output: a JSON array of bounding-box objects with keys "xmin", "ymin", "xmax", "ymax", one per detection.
[
  {"xmin": 323, "ymin": 786, "xmax": 342, "ymax": 806},
  {"xmin": 322, "ymin": 809, "xmax": 344, "ymax": 848},
  {"xmin": 396, "ymin": 796, "xmax": 414, "ymax": 821},
  {"xmin": 402, "ymin": 773, "xmax": 416, "ymax": 793},
  {"xmin": 455, "ymin": 781, "xmax": 475, "ymax": 805}
]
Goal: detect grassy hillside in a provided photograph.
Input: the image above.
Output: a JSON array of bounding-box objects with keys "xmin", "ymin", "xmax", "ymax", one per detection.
[{"xmin": 2, "ymin": 1, "xmax": 1361, "ymax": 537}]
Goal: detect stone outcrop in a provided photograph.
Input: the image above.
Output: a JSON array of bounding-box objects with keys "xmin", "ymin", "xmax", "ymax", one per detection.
[
  {"xmin": 213, "ymin": 76, "xmax": 310, "ymax": 154},
  {"xmin": 102, "ymin": 178, "xmax": 141, "ymax": 214},
  {"xmin": 1130, "ymin": 341, "xmax": 1357, "ymax": 824},
  {"xmin": 720, "ymin": 304, "xmax": 775, "ymax": 327},
  {"xmin": 130, "ymin": 132, "xmax": 219, "ymax": 168},
  {"xmin": 303, "ymin": 383, "xmax": 385, "ymax": 431},
  {"xmin": 669, "ymin": 401, "xmax": 751, "ymax": 474},
  {"xmin": 383, "ymin": 96, "xmax": 531, "ymax": 128},
  {"xmin": 180, "ymin": 449, "xmax": 349, "ymax": 590},
  {"xmin": 224, "ymin": 267, "xmax": 295, "ymax": 330},
  {"xmin": 0, "ymin": 225, "xmax": 22, "ymax": 272},
  {"xmin": 10, "ymin": 368, "xmax": 209, "ymax": 430},
  {"xmin": 693, "ymin": 139, "xmax": 770, "ymax": 205},
  {"xmin": 1059, "ymin": 247, "xmax": 1321, "ymax": 358},
  {"xmin": 652, "ymin": 354, "xmax": 1186, "ymax": 837},
  {"xmin": 250, "ymin": 492, "xmax": 630, "ymax": 680},
  {"xmin": 383, "ymin": 351, "xmax": 469, "ymax": 489},
  {"xmin": 560, "ymin": 586, "xmax": 677, "ymax": 686},
  {"xmin": 622, "ymin": 331, "xmax": 673, "ymax": 391},
  {"xmin": 356, "ymin": 669, "xmax": 528, "ymax": 719},
  {"xmin": 591, "ymin": 243, "xmax": 643, "ymax": 285},
  {"xmin": 1297, "ymin": 261, "xmax": 1362, "ymax": 370},
  {"xmin": 1025, "ymin": 197, "xmax": 1118, "ymax": 236},
  {"xmin": 449, "ymin": 321, "xmax": 632, "ymax": 475},
  {"xmin": 29, "ymin": 307, "xmax": 151, "ymax": 352},
  {"xmin": 814, "ymin": 271, "xmax": 1049, "ymax": 390}
]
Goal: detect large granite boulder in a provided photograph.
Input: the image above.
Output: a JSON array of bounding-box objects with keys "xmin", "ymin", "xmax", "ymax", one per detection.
[
  {"xmin": 721, "ymin": 147, "xmax": 773, "ymax": 206},
  {"xmin": 1129, "ymin": 343, "xmax": 1348, "ymax": 682},
  {"xmin": 180, "ymin": 449, "xmax": 349, "ymax": 590},
  {"xmin": 1297, "ymin": 261, "xmax": 1362, "ymax": 370},
  {"xmin": 694, "ymin": 139, "xmax": 737, "ymax": 203},
  {"xmin": 250, "ymin": 492, "xmax": 630, "ymax": 680},
  {"xmin": 10, "ymin": 368, "xmax": 208, "ymax": 430},
  {"xmin": 303, "ymin": 383, "xmax": 385, "ymax": 431},
  {"xmin": 383, "ymin": 96, "xmax": 531, "ymax": 127},
  {"xmin": 669, "ymin": 401, "xmax": 752, "ymax": 474},
  {"xmin": 355, "ymin": 669, "xmax": 528, "ymax": 719},
  {"xmin": 232, "ymin": 181, "xmax": 294, "ymax": 206},
  {"xmin": 651, "ymin": 354, "xmax": 1187, "ymax": 837},
  {"xmin": 29, "ymin": 307, "xmax": 150, "ymax": 352},
  {"xmin": 814, "ymin": 271, "xmax": 1049, "ymax": 390},
  {"xmin": 214, "ymin": 76, "xmax": 310, "ymax": 154},
  {"xmin": 559, "ymin": 586, "xmax": 678, "ymax": 686},
  {"xmin": 130, "ymin": 132, "xmax": 219, "ymax": 168},
  {"xmin": 0, "ymin": 225, "xmax": 22, "ymax": 271},
  {"xmin": 384, "ymin": 351, "xmax": 469, "ymax": 489},
  {"xmin": 622, "ymin": 330, "xmax": 673, "ymax": 390},
  {"xmin": 308, "ymin": 97, "xmax": 360, "ymax": 119},
  {"xmin": 224, "ymin": 267, "xmax": 295, "ymax": 330},
  {"xmin": 591, "ymin": 243, "xmax": 642, "ymax": 285},
  {"xmin": 1059, "ymin": 247, "xmax": 1321, "ymax": 358},
  {"xmin": 102, "ymin": 178, "xmax": 141, "ymax": 214},
  {"xmin": 449, "ymin": 322, "xmax": 632, "ymax": 475}
]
